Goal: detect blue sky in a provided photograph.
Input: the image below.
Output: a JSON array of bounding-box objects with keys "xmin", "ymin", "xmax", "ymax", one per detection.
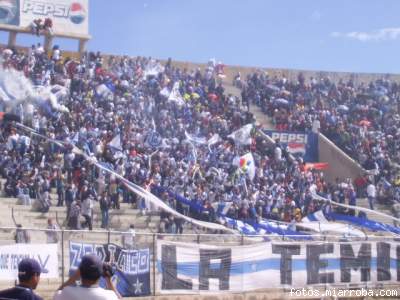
[{"xmin": 3, "ymin": 0, "xmax": 400, "ymax": 74}]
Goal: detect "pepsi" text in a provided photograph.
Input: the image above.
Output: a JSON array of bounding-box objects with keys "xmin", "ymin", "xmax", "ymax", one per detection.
[{"xmin": 22, "ymin": 1, "xmax": 69, "ymax": 18}]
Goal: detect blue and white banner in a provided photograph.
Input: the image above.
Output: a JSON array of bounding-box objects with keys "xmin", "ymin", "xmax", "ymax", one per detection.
[
  {"xmin": 326, "ymin": 212, "xmax": 400, "ymax": 235},
  {"xmin": 145, "ymin": 131, "xmax": 163, "ymax": 148},
  {"xmin": 263, "ymin": 130, "xmax": 319, "ymax": 162},
  {"xmin": 69, "ymin": 242, "xmax": 150, "ymax": 297},
  {"xmin": 157, "ymin": 240, "xmax": 400, "ymax": 294},
  {"xmin": 152, "ymin": 186, "xmax": 311, "ymax": 239}
]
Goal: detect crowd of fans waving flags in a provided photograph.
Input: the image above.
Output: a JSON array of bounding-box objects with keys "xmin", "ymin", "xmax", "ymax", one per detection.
[{"xmin": 0, "ymin": 46, "xmax": 399, "ymax": 241}]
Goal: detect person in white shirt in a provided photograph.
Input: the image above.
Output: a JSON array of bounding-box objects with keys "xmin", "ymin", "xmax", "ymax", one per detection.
[
  {"xmin": 367, "ymin": 181, "xmax": 376, "ymax": 210},
  {"xmin": 82, "ymin": 196, "xmax": 94, "ymax": 230},
  {"xmin": 274, "ymin": 145, "xmax": 282, "ymax": 161},
  {"xmin": 312, "ymin": 117, "xmax": 321, "ymax": 133},
  {"xmin": 35, "ymin": 43, "xmax": 44, "ymax": 56},
  {"xmin": 122, "ymin": 224, "xmax": 136, "ymax": 249},
  {"xmin": 52, "ymin": 47, "xmax": 61, "ymax": 61},
  {"xmin": 46, "ymin": 218, "xmax": 59, "ymax": 243},
  {"xmin": 54, "ymin": 254, "xmax": 120, "ymax": 300}
]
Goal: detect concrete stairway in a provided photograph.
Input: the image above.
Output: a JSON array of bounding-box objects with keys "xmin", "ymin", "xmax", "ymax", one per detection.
[
  {"xmin": 353, "ymin": 197, "xmax": 395, "ymax": 226},
  {"xmin": 221, "ymin": 79, "xmax": 275, "ymax": 130},
  {"xmin": 0, "ymin": 196, "xmax": 161, "ymax": 231},
  {"xmin": 0, "ymin": 179, "xmax": 212, "ymax": 300}
]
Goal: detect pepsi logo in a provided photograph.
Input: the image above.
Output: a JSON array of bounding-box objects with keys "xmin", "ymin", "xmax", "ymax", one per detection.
[
  {"xmin": 0, "ymin": 0, "xmax": 18, "ymax": 24},
  {"xmin": 69, "ymin": 2, "xmax": 86, "ymax": 24}
]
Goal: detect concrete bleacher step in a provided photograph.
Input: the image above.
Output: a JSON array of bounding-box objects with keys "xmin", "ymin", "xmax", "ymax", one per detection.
[
  {"xmin": 0, "ymin": 195, "xmax": 161, "ymax": 230},
  {"xmin": 0, "ymin": 191, "xmax": 205, "ymax": 300},
  {"xmin": 356, "ymin": 198, "xmax": 394, "ymax": 225}
]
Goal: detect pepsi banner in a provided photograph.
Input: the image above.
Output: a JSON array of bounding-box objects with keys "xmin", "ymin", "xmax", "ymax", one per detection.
[
  {"xmin": 263, "ymin": 130, "xmax": 318, "ymax": 162},
  {"xmin": 0, "ymin": 0, "xmax": 89, "ymax": 35},
  {"xmin": 157, "ymin": 240, "xmax": 400, "ymax": 294},
  {"xmin": 69, "ymin": 242, "xmax": 150, "ymax": 297}
]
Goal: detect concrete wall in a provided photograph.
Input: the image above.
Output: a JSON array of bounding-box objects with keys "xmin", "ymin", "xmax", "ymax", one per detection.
[
  {"xmin": 318, "ymin": 133, "xmax": 366, "ymax": 182},
  {"xmin": 168, "ymin": 60, "xmax": 400, "ymax": 85}
]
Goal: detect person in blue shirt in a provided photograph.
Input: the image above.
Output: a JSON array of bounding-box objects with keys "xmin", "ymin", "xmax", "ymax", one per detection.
[{"xmin": 0, "ymin": 258, "xmax": 43, "ymax": 300}]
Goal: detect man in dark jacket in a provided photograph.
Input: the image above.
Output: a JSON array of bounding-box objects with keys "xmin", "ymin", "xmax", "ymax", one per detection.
[{"xmin": 0, "ymin": 258, "xmax": 43, "ymax": 300}]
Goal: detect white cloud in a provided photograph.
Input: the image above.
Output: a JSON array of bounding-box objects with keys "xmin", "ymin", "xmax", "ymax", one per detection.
[
  {"xmin": 311, "ymin": 10, "xmax": 322, "ymax": 22},
  {"xmin": 331, "ymin": 28, "xmax": 400, "ymax": 42}
]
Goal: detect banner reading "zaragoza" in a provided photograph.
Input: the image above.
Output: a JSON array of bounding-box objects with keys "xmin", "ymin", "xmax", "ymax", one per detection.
[
  {"xmin": 157, "ymin": 240, "xmax": 400, "ymax": 294},
  {"xmin": 69, "ymin": 242, "xmax": 150, "ymax": 297}
]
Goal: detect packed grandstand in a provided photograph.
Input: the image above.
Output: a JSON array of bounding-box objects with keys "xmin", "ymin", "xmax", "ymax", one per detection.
[{"xmin": 0, "ymin": 39, "xmax": 400, "ymax": 299}]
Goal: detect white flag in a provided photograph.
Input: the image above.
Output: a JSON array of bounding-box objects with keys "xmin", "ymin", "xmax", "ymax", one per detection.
[
  {"xmin": 143, "ymin": 60, "xmax": 165, "ymax": 77},
  {"xmin": 71, "ymin": 132, "xmax": 79, "ymax": 145},
  {"xmin": 234, "ymin": 152, "xmax": 256, "ymax": 180},
  {"xmin": 95, "ymin": 84, "xmax": 113, "ymax": 99},
  {"xmin": 207, "ymin": 134, "xmax": 221, "ymax": 147},
  {"xmin": 228, "ymin": 124, "xmax": 253, "ymax": 145},
  {"xmin": 159, "ymin": 87, "xmax": 170, "ymax": 98},
  {"xmin": 40, "ymin": 155, "xmax": 46, "ymax": 168},
  {"xmin": 108, "ymin": 134, "xmax": 122, "ymax": 151},
  {"xmin": 185, "ymin": 131, "xmax": 207, "ymax": 144},
  {"xmin": 168, "ymin": 82, "xmax": 185, "ymax": 106}
]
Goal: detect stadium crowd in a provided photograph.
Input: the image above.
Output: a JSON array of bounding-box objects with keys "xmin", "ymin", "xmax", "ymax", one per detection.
[
  {"xmin": 241, "ymin": 71, "xmax": 400, "ymax": 209},
  {"xmin": 0, "ymin": 44, "xmax": 382, "ymax": 235}
]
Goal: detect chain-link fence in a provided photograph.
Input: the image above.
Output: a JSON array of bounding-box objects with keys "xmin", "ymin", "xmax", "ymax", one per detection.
[{"xmin": 0, "ymin": 226, "xmax": 398, "ymax": 298}]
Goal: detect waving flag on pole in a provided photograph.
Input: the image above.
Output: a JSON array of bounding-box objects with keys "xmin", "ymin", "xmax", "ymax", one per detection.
[
  {"xmin": 108, "ymin": 134, "xmax": 122, "ymax": 151},
  {"xmin": 168, "ymin": 82, "xmax": 185, "ymax": 106},
  {"xmin": 145, "ymin": 131, "xmax": 163, "ymax": 148},
  {"xmin": 228, "ymin": 124, "xmax": 253, "ymax": 145},
  {"xmin": 234, "ymin": 152, "xmax": 256, "ymax": 180},
  {"xmin": 71, "ymin": 132, "xmax": 79, "ymax": 145},
  {"xmin": 207, "ymin": 133, "xmax": 221, "ymax": 149},
  {"xmin": 159, "ymin": 87, "xmax": 170, "ymax": 98},
  {"xmin": 143, "ymin": 60, "xmax": 165, "ymax": 77},
  {"xmin": 185, "ymin": 131, "xmax": 207, "ymax": 144},
  {"xmin": 95, "ymin": 83, "xmax": 114, "ymax": 99}
]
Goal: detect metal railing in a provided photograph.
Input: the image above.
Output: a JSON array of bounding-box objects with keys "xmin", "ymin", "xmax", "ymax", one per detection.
[{"xmin": 0, "ymin": 226, "xmax": 398, "ymax": 296}]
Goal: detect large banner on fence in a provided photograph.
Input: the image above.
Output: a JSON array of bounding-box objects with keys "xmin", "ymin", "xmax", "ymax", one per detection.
[
  {"xmin": 0, "ymin": 244, "xmax": 58, "ymax": 279},
  {"xmin": 263, "ymin": 130, "xmax": 318, "ymax": 162},
  {"xmin": 0, "ymin": 0, "xmax": 89, "ymax": 35},
  {"xmin": 157, "ymin": 240, "xmax": 400, "ymax": 294},
  {"xmin": 69, "ymin": 242, "xmax": 150, "ymax": 297}
]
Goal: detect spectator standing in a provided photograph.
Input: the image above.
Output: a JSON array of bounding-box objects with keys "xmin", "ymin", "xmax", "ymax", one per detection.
[
  {"xmin": 99, "ymin": 191, "xmax": 110, "ymax": 229},
  {"xmin": 68, "ymin": 200, "xmax": 81, "ymax": 230},
  {"xmin": 367, "ymin": 181, "xmax": 377, "ymax": 210},
  {"xmin": 81, "ymin": 196, "xmax": 94, "ymax": 231},
  {"xmin": 15, "ymin": 224, "xmax": 30, "ymax": 244},
  {"xmin": 312, "ymin": 117, "xmax": 321, "ymax": 133},
  {"xmin": 46, "ymin": 218, "xmax": 59, "ymax": 243},
  {"xmin": 348, "ymin": 186, "xmax": 357, "ymax": 216},
  {"xmin": 16, "ymin": 180, "xmax": 31, "ymax": 205},
  {"xmin": 56, "ymin": 171, "xmax": 65, "ymax": 207},
  {"xmin": 122, "ymin": 224, "xmax": 135, "ymax": 249},
  {"xmin": 65, "ymin": 183, "xmax": 76, "ymax": 220},
  {"xmin": 109, "ymin": 180, "xmax": 120, "ymax": 209},
  {"xmin": 54, "ymin": 255, "xmax": 120, "ymax": 300},
  {"xmin": 52, "ymin": 46, "xmax": 61, "ymax": 62}
]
